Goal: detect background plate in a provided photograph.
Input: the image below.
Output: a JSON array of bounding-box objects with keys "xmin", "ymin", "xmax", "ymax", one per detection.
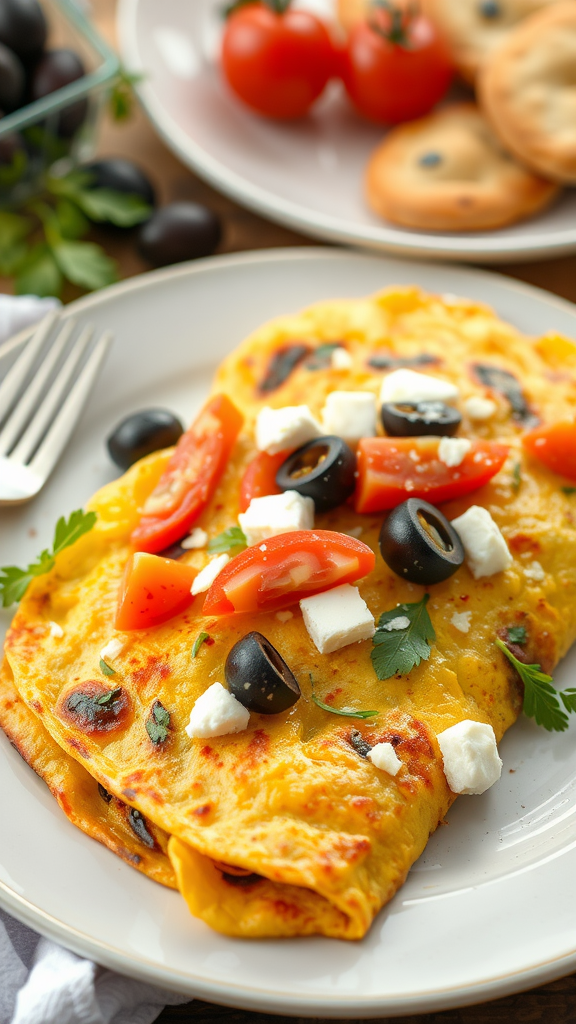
[
  {"xmin": 2, "ymin": 249, "xmax": 576, "ymax": 1016},
  {"xmin": 117, "ymin": 0, "xmax": 576, "ymax": 264}
]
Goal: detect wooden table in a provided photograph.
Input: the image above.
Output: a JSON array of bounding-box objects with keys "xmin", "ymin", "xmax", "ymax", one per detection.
[{"xmin": 26, "ymin": 1, "xmax": 576, "ymax": 1019}]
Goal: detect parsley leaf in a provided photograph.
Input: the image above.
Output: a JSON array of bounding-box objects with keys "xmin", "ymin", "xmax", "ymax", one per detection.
[
  {"xmin": 371, "ymin": 596, "xmax": 436, "ymax": 681},
  {"xmin": 310, "ymin": 677, "xmax": 378, "ymax": 719},
  {"xmin": 507, "ymin": 625, "xmax": 527, "ymax": 645},
  {"xmin": 192, "ymin": 631, "xmax": 211, "ymax": 658},
  {"xmin": 562, "ymin": 486, "xmax": 576, "ymax": 496},
  {"xmin": 560, "ymin": 689, "xmax": 576, "ymax": 714},
  {"xmin": 146, "ymin": 700, "xmax": 171, "ymax": 744},
  {"xmin": 95, "ymin": 687, "xmax": 122, "ymax": 706},
  {"xmin": 495, "ymin": 638, "xmax": 568, "ymax": 732},
  {"xmin": 208, "ymin": 526, "xmax": 247, "ymax": 554},
  {"xmin": 512, "ymin": 462, "xmax": 522, "ymax": 493},
  {"xmin": 0, "ymin": 509, "xmax": 97, "ymax": 607},
  {"xmin": 99, "ymin": 658, "xmax": 116, "ymax": 677}
]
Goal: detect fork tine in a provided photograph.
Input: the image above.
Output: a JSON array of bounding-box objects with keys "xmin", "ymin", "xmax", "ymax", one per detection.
[
  {"xmin": 29, "ymin": 330, "xmax": 112, "ymax": 481},
  {"xmin": 10, "ymin": 324, "xmax": 94, "ymax": 464},
  {"xmin": 0, "ymin": 311, "xmax": 60, "ymax": 418},
  {"xmin": 0, "ymin": 319, "xmax": 77, "ymax": 457}
]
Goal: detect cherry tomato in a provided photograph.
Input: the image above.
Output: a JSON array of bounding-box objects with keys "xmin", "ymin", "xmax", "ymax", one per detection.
[
  {"xmin": 131, "ymin": 394, "xmax": 243, "ymax": 554},
  {"xmin": 522, "ymin": 422, "xmax": 576, "ymax": 482},
  {"xmin": 203, "ymin": 530, "xmax": 375, "ymax": 615},
  {"xmin": 221, "ymin": 2, "xmax": 335, "ymax": 119},
  {"xmin": 354, "ymin": 437, "xmax": 509, "ymax": 513},
  {"xmin": 341, "ymin": 5, "xmax": 452, "ymax": 124},
  {"xmin": 239, "ymin": 451, "xmax": 285, "ymax": 512},
  {"xmin": 115, "ymin": 553, "xmax": 197, "ymax": 630}
]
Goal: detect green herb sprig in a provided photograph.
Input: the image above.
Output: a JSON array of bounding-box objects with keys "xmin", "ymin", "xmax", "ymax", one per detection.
[
  {"xmin": 495, "ymin": 638, "xmax": 576, "ymax": 732},
  {"xmin": 146, "ymin": 701, "xmax": 171, "ymax": 745},
  {"xmin": 562, "ymin": 487, "xmax": 576, "ymax": 496},
  {"xmin": 192, "ymin": 631, "xmax": 211, "ymax": 658},
  {"xmin": 208, "ymin": 526, "xmax": 247, "ymax": 554},
  {"xmin": 310, "ymin": 676, "xmax": 378, "ymax": 720},
  {"xmin": 371, "ymin": 595, "xmax": 436, "ymax": 681},
  {"xmin": 0, "ymin": 509, "xmax": 97, "ymax": 607},
  {"xmin": 507, "ymin": 625, "xmax": 527, "ymax": 645},
  {"xmin": 95, "ymin": 687, "xmax": 122, "ymax": 706},
  {"xmin": 99, "ymin": 658, "xmax": 116, "ymax": 677},
  {"xmin": 512, "ymin": 462, "xmax": 522, "ymax": 493}
]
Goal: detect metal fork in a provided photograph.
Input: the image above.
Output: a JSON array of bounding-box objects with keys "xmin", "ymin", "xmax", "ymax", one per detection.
[{"xmin": 0, "ymin": 311, "xmax": 112, "ymax": 505}]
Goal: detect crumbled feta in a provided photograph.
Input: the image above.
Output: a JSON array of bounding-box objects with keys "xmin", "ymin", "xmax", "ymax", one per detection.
[
  {"xmin": 368, "ymin": 742, "xmax": 403, "ymax": 776},
  {"xmin": 437, "ymin": 719, "xmax": 502, "ymax": 795},
  {"xmin": 380, "ymin": 369, "xmax": 459, "ymax": 405},
  {"xmin": 331, "ymin": 347, "xmax": 353, "ymax": 370},
  {"xmin": 451, "ymin": 505, "xmax": 512, "ymax": 579},
  {"xmin": 100, "ymin": 638, "xmax": 125, "ymax": 661},
  {"xmin": 49, "ymin": 621, "xmax": 63, "ymax": 638},
  {"xmin": 343, "ymin": 526, "xmax": 363, "ymax": 538},
  {"xmin": 438, "ymin": 436, "xmax": 471, "ymax": 468},
  {"xmin": 276, "ymin": 610, "xmax": 294, "ymax": 622},
  {"xmin": 524, "ymin": 560, "xmax": 546, "ymax": 582},
  {"xmin": 451, "ymin": 610, "xmax": 471, "ymax": 633},
  {"xmin": 465, "ymin": 396, "xmax": 497, "ymax": 421},
  {"xmin": 181, "ymin": 527, "xmax": 208, "ymax": 550},
  {"xmin": 256, "ymin": 405, "xmax": 321, "ymax": 455},
  {"xmin": 191, "ymin": 553, "xmax": 230, "ymax": 596},
  {"xmin": 185, "ymin": 682, "xmax": 250, "ymax": 739},
  {"xmin": 300, "ymin": 584, "xmax": 375, "ymax": 654},
  {"xmin": 321, "ymin": 390, "xmax": 377, "ymax": 443},
  {"xmin": 239, "ymin": 490, "xmax": 314, "ymax": 547},
  {"xmin": 382, "ymin": 615, "xmax": 410, "ymax": 631}
]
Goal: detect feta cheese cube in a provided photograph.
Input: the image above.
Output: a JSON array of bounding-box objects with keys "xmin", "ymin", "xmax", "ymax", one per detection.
[
  {"xmin": 100, "ymin": 637, "xmax": 125, "ymax": 661},
  {"xmin": 464, "ymin": 396, "xmax": 497, "ymax": 421},
  {"xmin": 321, "ymin": 391, "xmax": 377, "ymax": 443},
  {"xmin": 437, "ymin": 719, "xmax": 502, "ymax": 795},
  {"xmin": 185, "ymin": 682, "xmax": 250, "ymax": 739},
  {"xmin": 239, "ymin": 490, "xmax": 314, "ymax": 547},
  {"xmin": 191, "ymin": 553, "xmax": 229, "ymax": 596},
  {"xmin": 368, "ymin": 742, "xmax": 402, "ymax": 776},
  {"xmin": 331, "ymin": 347, "xmax": 353, "ymax": 371},
  {"xmin": 49, "ymin": 621, "xmax": 63, "ymax": 638},
  {"xmin": 450, "ymin": 610, "xmax": 471, "ymax": 633},
  {"xmin": 380, "ymin": 369, "xmax": 459, "ymax": 405},
  {"xmin": 256, "ymin": 405, "xmax": 321, "ymax": 455},
  {"xmin": 451, "ymin": 505, "xmax": 512, "ymax": 579},
  {"xmin": 181, "ymin": 527, "xmax": 208, "ymax": 550},
  {"xmin": 438, "ymin": 436, "xmax": 471, "ymax": 468},
  {"xmin": 300, "ymin": 584, "xmax": 375, "ymax": 654}
]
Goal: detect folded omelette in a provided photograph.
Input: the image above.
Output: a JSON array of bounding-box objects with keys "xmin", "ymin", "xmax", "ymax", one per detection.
[{"xmin": 3, "ymin": 287, "xmax": 576, "ymax": 939}]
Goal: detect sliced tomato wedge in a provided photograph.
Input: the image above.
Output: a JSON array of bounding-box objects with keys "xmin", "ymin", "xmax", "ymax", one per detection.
[
  {"xmin": 239, "ymin": 451, "xmax": 286, "ymax": 512},
  {"xmin": 203, "ymin": 530, "xmax": 375, "ymax": 616},
  {"xmin": 131, "ymin": 394, "xmax": 243, "ymax": 554},
  {"xmin": 354, "ymin": 437, "xmax": 509, "ymax": 513},
  {"xmin": 522, "ymin": 421, "xmax": 576, "ymax": 482},
  {"xmin": 115, "ymin": 553, "xmax": 197, "ymax": 630}
]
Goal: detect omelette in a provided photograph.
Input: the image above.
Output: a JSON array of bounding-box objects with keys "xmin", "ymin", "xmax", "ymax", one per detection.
[{"xmin": 3, "ymin": 287, "xmax": 576, "ymax": 940}]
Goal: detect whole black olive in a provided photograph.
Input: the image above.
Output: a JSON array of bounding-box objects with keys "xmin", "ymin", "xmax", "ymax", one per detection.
[
  {"xmin": 379, "ymin": 498, "xmax": 464, "ymax": 584},
  {"xmin": 0, "ymin": 0, "xmax": 47, "ymax": 59},
  {"xmin": 0, "ymin": 42, "xmax": 24, "ymax": 111},
  {"xmin": 381, "ymin": 400, "xmax": 461, "ymax": 437},
  {"xmin": 137, "ymin": 202, "xmax": 222, "ymax": 267},
  {"xmin": 83, "ymin": 157, "xmax": 156, "ymax": 208},
  {"xmin": 225, "ymin": 632, "xmax": 301, "ymax": 715},
  {"xmin": 30, "ymin": 49, "xmax": 87, "ymax": 137},
  {"xmin": 275, "ymin": 436, "xmax": 356, "ymax": 514},
  {"xmin": 107, "ymin": 409, "xmax": 184, "ymax": 470}
]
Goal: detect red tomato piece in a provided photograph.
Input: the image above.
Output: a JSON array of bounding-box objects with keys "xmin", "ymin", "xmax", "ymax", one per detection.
[
  {"xmin": 523, "ymin": 422, "xmax": 576, "ymax": 482},
  {"xmin": 354, "ymin": 437, "xmax": 509, "ymax": 513},
  {"xmin": 221, "ymin": 3, "xmax": 336, "ymax": 120},
  {"xmin": 341, "ymin": 6, "xmax": 452, "ymax": 124},
  {"xmin": 115, "ymin": 553, "xmax": 197, "ymax": 630},
  {"xmin": 203, "ymin": 530, "xmax": 375, "ymax": 616},
  {"xmin": 239, "ymin": 451, "xmax": 286, "ymax": 512},
  {"xmin": 131, "ymin": 394, "xmax": 243, "ymax": 554}
]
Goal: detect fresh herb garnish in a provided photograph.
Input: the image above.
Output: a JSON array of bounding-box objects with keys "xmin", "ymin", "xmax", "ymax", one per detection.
[
  {"xmin": 310, "ymin": 675, "xmax": 378, "ymax": 719},
  {"xmin": 507, "ymin": 625, "xmax": 527, "ymax": 645},
  {"xmin": 95, "ymin": 687, "xmax": 122, "ymax": 706},
  {"xmin": 99, "ymin": 658, "xmax": 116, "ymax": 677},
  {"xmin": 108, "ymin": 67, "xmax": 144, "ymax": 122},
  {"xmin": 192, "ymin": 631, "xmax": 211, "ymax": 658},
  {"xmin": 208, "ymin": 526, "xmax": 247, "ymax": 554},
  {"xmin": 371, "ymin": 596, "xmax": 436, "ymax": 681},
  {"xmin": 495, "ymin": 638, "xmax": 576, "ymax": 732},
  {"xmin": 0, "ymin": 509, "xmax": 97, "ymax": 607},
  {"xmin": 146, "ymin": 701, "xmax": 171, "ymax": 744},
  {"xmin": 512, "ymin": 461, "xmax": 522, "ymax": 492},
  {"xmin": 562, "ymin": 486, "xmax": 576, "ymax": 496}
]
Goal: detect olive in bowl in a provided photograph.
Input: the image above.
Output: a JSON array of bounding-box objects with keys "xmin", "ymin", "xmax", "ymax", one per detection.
[
  {"xmin": 138, "ymin": 202, "xmax": 222, "ymax": 267},
  {"xmin": 379, "ymin": 498, "xmax": 464, "ymax": 585},
  {"xmin": 276, "ymin": 436, "xmax": 356, "ymax": 514},
  {"xmin": 107, "ymin": 409, "xmax": 184, "ymax": 471},
  {"xmin": 0, "ymin": 0, "xmax": 47, "ymax": 59},
  {"xmin": 30, "ymin": 48, "xmax": 87, "ymax": 137},
  {"xmin": 225, "ymin": 632, "xmax": 301, "ymax": 715},
  {"xmin": 381, "ymin": 400, "xmax": 461, "ymax": 437}
]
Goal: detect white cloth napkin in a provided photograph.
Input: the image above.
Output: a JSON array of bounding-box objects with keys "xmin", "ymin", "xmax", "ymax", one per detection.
[{"xmin": 0, "ymin": 295, "xmax": 189, "ymax": 1023}]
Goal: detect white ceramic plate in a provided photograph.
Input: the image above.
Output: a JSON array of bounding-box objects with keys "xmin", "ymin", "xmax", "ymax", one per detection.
[
  {"xmin": 2, "ymin": 249, "xmax": 576, "ymax": 1016},
  {"xmin": 117, "ymin": 0, "xmax": 576, "ymax": 264}
]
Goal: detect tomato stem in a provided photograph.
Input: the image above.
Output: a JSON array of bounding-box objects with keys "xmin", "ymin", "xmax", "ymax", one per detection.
[
  {"xmin": 368, "ymin": 0, "xmax": 418, "ymax": 47},
  {"xmin": 224, "ymin": 0, "xmax": 291, "ymax": 16}
]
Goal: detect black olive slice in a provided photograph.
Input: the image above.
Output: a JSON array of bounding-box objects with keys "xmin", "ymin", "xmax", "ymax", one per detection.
[
  {"xmin": 128, "ymin": 808, "xmax": 156, "ymax": 849},
  {"xmin": 225, "ymin": 632, "xmax": 301, "ymax": 715},
  {"xmin": 258, "ymin": 343, "xmax": 310, "ymax": 394},
  {"xmin": 349, "ymin": 729, "xmax": 372, "ymax": 758},
  {"xmin": 471, "ymin": 364, "xmax": 538, "ymax": 427},
  {"xmin": 107, "ymin": 409, "xmax": 184, "ymax": 470},
  {"xmin": 381, "ymin": 401, "xmax": 461, "ymax": 437},
  {"xmin": 275, "ymin": 436, "xmax": 356, "ymax": 513},
  {"xmin": 379, "ymin": 498, "xmax": 464, "ymax": 584},
  {"xmin": 368, "ymin": 352, "xmax": 439, "ymax": 371}
]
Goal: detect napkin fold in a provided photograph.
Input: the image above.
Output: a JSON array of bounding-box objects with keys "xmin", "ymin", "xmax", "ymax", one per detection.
[{"xmin": 0, "ymin": 295, "xmax": 189, "ymax": 1024}]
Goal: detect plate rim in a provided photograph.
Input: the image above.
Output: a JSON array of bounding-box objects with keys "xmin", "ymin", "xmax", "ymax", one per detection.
[
  {"xmin": 2, "ymin": 246, "xmax": 576, "ymax": 1015},
  {"xmin": 117, "ymin": 0, "xmax": 576, "ymax": 265}
]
